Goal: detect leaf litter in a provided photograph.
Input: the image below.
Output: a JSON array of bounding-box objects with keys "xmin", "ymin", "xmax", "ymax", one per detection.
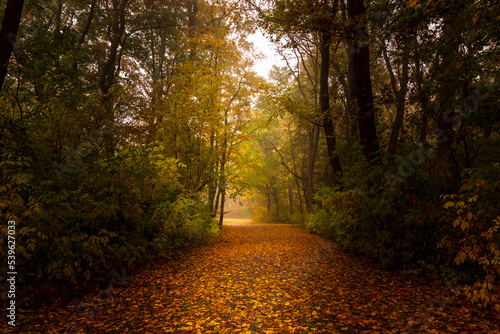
[{"xmin": 5, "ymin": 224, "xmax": 500, "ymax": 333}]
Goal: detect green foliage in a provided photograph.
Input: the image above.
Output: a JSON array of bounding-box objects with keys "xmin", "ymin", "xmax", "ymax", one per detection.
[
  {"xmin": 441, "ymin": 163, "xmax": 500, "ymax": 310},
  {"xmin": 152, "ymin": 195, "xmax": 219, "ymax": 253},
  {"xmin": 0, "ymin": 0, "xmax": 248, "ymax": 308},
  {"xmin": 251, "ymin": 205, "xmax": 271, "ymax": 224},
  {"xmin": 304, "ymin": 186, "xmax": 357, "ymax": 241},
  {"xmin": 305, "ymin": 156, "xmax": 500, "ymax": 313},
  {"xmin": 248, "ymin": 0, "xmax": 500, "ymax": 314},
  {"xmin": 0, "ymin": 153, "xmax": 39, "ymax": 223},
  {"xmin": 0, "ymin": 142, "xmax": 219, "ymax": 306},
  {"xmin": 304, "ymin": 149, "xmax": 445, "ymax": 269}
]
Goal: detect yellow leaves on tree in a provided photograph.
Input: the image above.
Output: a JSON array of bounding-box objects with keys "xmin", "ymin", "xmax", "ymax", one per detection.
[
  {"xmin": 443, "ymin": 176, "xmax": 500, "ymax": 311},
  {"xmin": 406, "ymin": 0, "xmax": 420, "ymax": 7}
]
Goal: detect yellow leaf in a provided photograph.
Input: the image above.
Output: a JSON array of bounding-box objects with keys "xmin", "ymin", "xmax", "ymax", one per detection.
[
  {"xmin": 468, "ymin": 195, "xmax": 478, "ymax": 202},
  {"xmin": 461, "ymin": 220, "xmax": 469, "ymax": 231},
  {"xmin": 406, "ymin": 0, "xmax": 419, "ymax": 7}
]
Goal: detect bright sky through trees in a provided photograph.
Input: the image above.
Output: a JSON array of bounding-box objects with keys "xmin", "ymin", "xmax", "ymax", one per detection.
[{"xmin": 247, "ymin": 30, "xmax": 285, "ymax": 78}]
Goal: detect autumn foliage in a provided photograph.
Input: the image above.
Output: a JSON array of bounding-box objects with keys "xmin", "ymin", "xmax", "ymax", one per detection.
[
  {"xmin": 0, "ymin": 0, "xmax": 499, "ymax": 327},
  {"xmin": 441, "ymin": 164, "xmax": 500, "ymax": 310}
]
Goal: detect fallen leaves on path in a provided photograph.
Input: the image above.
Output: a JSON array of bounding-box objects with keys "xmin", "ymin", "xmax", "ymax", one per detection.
[{"xmin": 5, "ymin": 224, "xmax": 500, "ymax": 333}]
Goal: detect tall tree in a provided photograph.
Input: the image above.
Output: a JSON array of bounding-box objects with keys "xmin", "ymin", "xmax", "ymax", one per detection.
[
  {"xmin": 253, "ymin": 0, "xmax": 345, "ymax": 184},
  {"xmin": 347, "ymin": 0, "xmax": 380, "ymax": 163},
  {"xmin": 382, "ymin": 39, "xmax": 409, "ymax": 155},
  {"xmin": 0, "ymin": 0, "xmax": 25, "ymax": 91},
  {"xmin": 320, "ymin": 29, "xmax": 343, "ymax": 183}
]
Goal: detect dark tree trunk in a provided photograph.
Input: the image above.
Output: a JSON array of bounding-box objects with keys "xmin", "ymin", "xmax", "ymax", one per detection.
[
  {"xmin": 218, "ymin": 106, "xmax": 229, "ymax": 227},
  {"xmin": 218, "ymin": 156, "xmax": 226, "ymax": 227},
  {"xmin": 288, "ymin": 186, "xmax": 294, "ymax": 215},
  {"xmin": 320, "ymin": 31, "xmax": 342, "ymax": 183},
  {"xmin": 273, "ymin": 186, "xmax": 280, "ymax": 221},
  {"xmin": 347, "ymin": 0, "xmax": 380, "ymax": 163},
  {"xmin": 436, "ymin": 21, "xmax": 460, "ymax": 158},
  {"xmin": 383, "ymin": 44, "xmax": 409, "ymax": 155},
  {"xmin": 98, "ymin": 0, "xmax": 129, "ymax": 155},
  {"xmin": 304, "ymin": 124, "xmax": 319, "ymax": 210},
  {"xmin": 0, "ymin": 0, "xmax": 25, "ymax": 91},
  {"xmin": 414, "ymin": 51, "xmax": 429, "ymax": 143},
  {"xmin": 218, "ymin": 182, "xmax": 225, "ymax": 227},
  {"xmin": 208, "ymin": 133, "xmax": 219, "ymax": 217},
  {"xmin": 188, "ymin": 0, "xmax": 198, "ymax": 60}
]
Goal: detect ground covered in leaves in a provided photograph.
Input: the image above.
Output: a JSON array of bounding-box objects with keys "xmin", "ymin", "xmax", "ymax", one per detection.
[{"xmin": 5, "ymin": 222, "xmax": 500, "ymax": 333}]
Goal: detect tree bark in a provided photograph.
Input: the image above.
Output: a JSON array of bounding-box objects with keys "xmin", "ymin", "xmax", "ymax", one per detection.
[
  {"xmin": 218, "ymin": 178, "xmax": 226, "ymax": 227},
  {"xmin": 383, "ymin": 44, "xmax": 409, "ymax": 155},
  {"xmin": 288, "ymin": 123, "xmax": 306, "ymax": 213},
  {"xmin": 304, "ymin": 124, "xmax": 319, "ymax": 210},
  {"xmin": 347, "ymin": 0, "xmax": 380, "ymax": 163},
  {"xmin": 436, "ymin": 22, "xmax": 460, "ymax": 158},
  {"xmin": 218, "ymin": 105, "xmax": 229, "ymax": 227},
  {"xmin": 208, "ymin": 133, "xmax": 219, "ymax": 217},
  {"xmin": 99, "ymin": 0, "xmax": 129, "ymax": 155},
  {"xmin": 188, "ymin": 0, "xmax": 198, "ymax": 60},
  {"xmin": 218, "ymin": 153, "xmax": 226, "ymax": 227},
  {"xmin": 0, "ymin": 0, "xmax": 25, "ymax": 91},
  {"xmin": 414, "ymin": 53, "xmax": 429, "ymax": 143},
  {"xmin": 320, "ymin": 31, "xmax": 342, "ymax": 183},
  {"xmin": 274, "ymin": 187, "xmax": 280, "ymax": 221}
]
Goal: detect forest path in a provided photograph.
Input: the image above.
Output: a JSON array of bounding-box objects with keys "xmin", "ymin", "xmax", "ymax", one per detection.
[{"xmin": 14, "ymin": 223, "xmax": 500, "ymax": 333}]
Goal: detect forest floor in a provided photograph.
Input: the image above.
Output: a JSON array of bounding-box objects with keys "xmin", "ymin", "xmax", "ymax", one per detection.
[{"xmin": 5, "ymin": 222, "xmax": 500, "ymax": 333}]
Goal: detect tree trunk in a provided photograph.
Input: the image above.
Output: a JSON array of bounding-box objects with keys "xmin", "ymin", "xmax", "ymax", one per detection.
[
  {"xmin": 218, "ymin": 181, "xmax": 225, "ymax": 227},
  {"xmin": 188, "ymin": 0, "xmax": 198, "ymax": 60},
  {"xmin": 266, "ymin": 190, "xmax": 271, "ymax": 221},
  {"xmin": 72, "ymin": 1, "xmax": 96, "ymax": 72},
  {"xmin": 99, "ymin": 0, "xmax": 129, "ymax": 155},
  {"xmin": 436, "ymin": 21, "xmax": 460, "ymax": 158},
  {"xmin": 320, "ymin": 31, "xmax": 342, "ymax": 183},
  {"xmin": 296, "ymin": 177, "xmax": 304, "ymax": 214},
  {"xmin": 288, "ymin": 186, "xmax": 294, "ymax": 216},
  {"xmin": 218, "ymin": 152, "xmax": 226, "ymax": 227},
  {"xmin": 414, "ymin": 49, "xmax": 429, "ymax": 143},
  {"xmin": 383, "ymin": 44, "xmax": 409, "ymax": 155},
  {"xmin": 304, "ymin": 124, "xmax": 319, "ymax": 210},
  {"xmin": 347, "ymin": 0, "xmax": 380, "ymax": 163},
  {"xmin": 218, "ymin": 105, "xmax": 229, "ymax": 227},
  {"xmin": 273, "ymin": 186, "xmax": 280, "ymax": 221},
  {"xmin": 0, "ymin": 0, "xmax": 25, "ymax": 91},
  {"xmin": 208, "ymin": 133, "xmax": 219, "ymax": 217}
]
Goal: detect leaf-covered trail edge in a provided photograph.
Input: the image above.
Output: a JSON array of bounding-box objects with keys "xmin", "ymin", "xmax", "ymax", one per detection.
[{"xmin": 7, "ymin": 223, "xmax": 500, "ymax": 333}]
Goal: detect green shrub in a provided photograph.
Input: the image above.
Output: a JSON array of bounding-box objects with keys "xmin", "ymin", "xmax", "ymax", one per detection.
[
  {"xmin": 0, "ymin": 142, "xmax": 219, "ymax": 307},
  {"xmin": 305, "ymin": 157, "xmax": 444, "ymax": 269},
  {"xmin": 152, "ymin": 195, "xmax": 219, "ymax": 253},
  {"xmin": 441, "ymin": 163, "xmax": 500, "ymax": 310}
]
